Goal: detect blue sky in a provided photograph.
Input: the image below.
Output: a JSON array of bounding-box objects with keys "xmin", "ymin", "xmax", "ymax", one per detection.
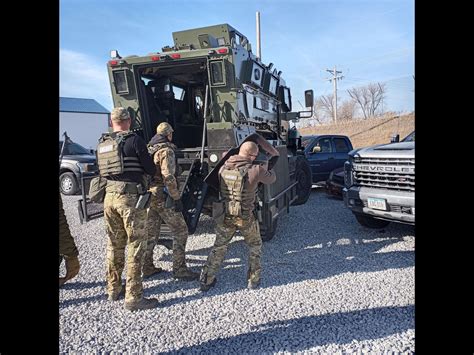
[{"xmin": 60, "ymin": 0, "xmax": 414, "ymax": 114}]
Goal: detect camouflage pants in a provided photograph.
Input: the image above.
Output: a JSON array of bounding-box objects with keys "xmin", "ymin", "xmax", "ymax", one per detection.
[
  {"xmin": 144, "ymin": 193, "xmax": 189, "ymax": 271},
  {"xmin": 59, "ymin": 193, "xmax": 78, "ymax": 258},
  {"xmin": 201, "ymin": 213, "xmax": 262, "ymax": 286},
  {"xmin": 104, "ymin": 191, "xmax": 147, "ymax": 303}
]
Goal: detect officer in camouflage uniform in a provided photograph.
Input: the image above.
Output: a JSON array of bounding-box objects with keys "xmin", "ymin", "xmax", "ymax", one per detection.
[
  {"xmin": 98, "ymin": 107, "xmax": 158, "ymax": 311},
  {"xmin": 200, "ymin": 135, "xmax": 279, "ymax": 291},
  {"xmin": 59, "ymin": 192, "xmax": 80, "ymax": 286},
  {"xmin": 142, "ymin": 122, "xmax": 199, "ymax": 281}
]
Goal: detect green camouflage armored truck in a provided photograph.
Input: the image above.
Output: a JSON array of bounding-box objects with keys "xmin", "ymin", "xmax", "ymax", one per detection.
[{"xmin": 105, "ymin": 24, "xmax": 314, "ymax": 240}]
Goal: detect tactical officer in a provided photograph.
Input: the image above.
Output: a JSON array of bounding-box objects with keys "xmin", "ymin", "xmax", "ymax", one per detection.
[
  {"xmin": 142, "ymin": 122, "xmax": 199, "ymax": 281},
  {"xmin": 59, "ymin": 192, "xmax": 80, "ymax": 286},
  {"xmin": 97, "ymin": 107, "xmax": 158, "ymax": 311},
  {"xmin": 200, "ymin": 135, "xmax": 279, "ymax": 291}
]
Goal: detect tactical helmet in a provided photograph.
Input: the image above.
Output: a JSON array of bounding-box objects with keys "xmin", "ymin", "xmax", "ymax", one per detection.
[
  {"xmin": 156, "ymin": 122, "xmax": 174, "ymax": 136},
  {"xmin": 111, "ymin": 107, "xmax": 130, "ymax": 122}
]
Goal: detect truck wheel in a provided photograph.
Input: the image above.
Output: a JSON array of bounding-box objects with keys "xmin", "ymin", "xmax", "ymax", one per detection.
[
  {"xmin": 260, "ymin": 216, "xmax": 278, "ymax": 242},
  {"xmin": 60, "ymin": 172, "xmax": 78, "ymax": 195},
  {"xmin": 291, "ymin": 157, "xmax": 312, "ymax": 206},
  {"xmin": 353, "ymin": 213, "xmax": 390, "ymax": 229}
]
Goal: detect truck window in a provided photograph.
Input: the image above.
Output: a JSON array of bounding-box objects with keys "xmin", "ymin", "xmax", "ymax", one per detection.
[
  {"xmin": 402, "ymin": 131, "xmax": 415, "ymax": 142},
  {"xmin": 333, "ymin": 138, "xmax": 350, "ymax": 153},
  {"xmin": 316, "ymin": 138, "xmax": 332, "ymax": 153}
]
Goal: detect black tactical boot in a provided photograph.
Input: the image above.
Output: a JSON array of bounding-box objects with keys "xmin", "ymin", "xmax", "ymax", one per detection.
[
  {"xmin": 173, "ymin": 258, "xmax": 199, "ymax": 281},
  {"xmin": 173, "ymin": 267, "xmax": 200, "ymax": 281},
  {"xmin": 199, "ymin": 278, "xmax": 217, "ymax": 292},
  {"xmin": 124, "ymin": 297, "xmax": 159, "ymax": 311},
  {"xmin": 143, "ymin": 265, "xmax": 163, "ymax": 278}
]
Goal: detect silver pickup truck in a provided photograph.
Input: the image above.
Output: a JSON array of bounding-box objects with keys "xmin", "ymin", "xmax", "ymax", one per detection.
[{"xmin": 343, "ymin": 131, "xmax": 414, "ymax": 228}]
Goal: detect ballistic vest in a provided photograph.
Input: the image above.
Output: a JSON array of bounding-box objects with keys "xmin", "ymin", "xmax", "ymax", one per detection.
[
  {"xmin": 219, "ymin": 165, "xmax": 254, "ymax": 216},
  {"xmin": 97, "ymin": 131, "xmax": 144, "ymax": 177}
]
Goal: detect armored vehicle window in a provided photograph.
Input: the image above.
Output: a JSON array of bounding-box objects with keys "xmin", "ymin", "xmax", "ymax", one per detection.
[
  {"xmin": 280, "ymin": 86, "xmax": 292, "ymax": 112},
  {"xmin": 255, "ymin": 97, "xmax": 269, "ymax": 112},
  {"xmin": 334, "ymin": 138, "xmax": 350, "ymax": 153},
  {"xmin": 269, "ymin": 76, "xmax": 278, "ymax": 96},
  {"xmin": 251, "ymin": 62, "xmax": 265, "ymax": 88},
  {"xmin": 113, "ymin": 70, "xmax": 129, "ymax": 94},
  {"xmin": 173, "ymin": 85, "xmax": 185, "ymax": 101},
  {"xmin": 210, "ymin": 61, "xmax": 225, "ymax": 86}
]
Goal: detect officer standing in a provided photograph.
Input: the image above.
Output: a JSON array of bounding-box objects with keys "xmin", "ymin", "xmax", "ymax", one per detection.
[
  {"xmin": 199, "ymin": 135, "xmax": 279, "ymax": 291},
  {"xmin": 142, "ymin": 122, "xmax": 199, "ymax": 281},
  {"xmin": 59, "ymin": 192, "xmax": 80, "ymax": 286},
  {"xmin": 97, "ymin": 107, "xmax": 158, "ymax": 311}
]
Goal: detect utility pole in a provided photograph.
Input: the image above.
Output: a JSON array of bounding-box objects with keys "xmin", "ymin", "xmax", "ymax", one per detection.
[{"xmin": 326, "ymin": 66, "xmax": 343, "ymax": 123}]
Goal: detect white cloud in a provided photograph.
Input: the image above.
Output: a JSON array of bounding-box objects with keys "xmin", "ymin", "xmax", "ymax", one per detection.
[{"xmin": 60, "ymin": 49, "xmax": 113, "ymax": 110}]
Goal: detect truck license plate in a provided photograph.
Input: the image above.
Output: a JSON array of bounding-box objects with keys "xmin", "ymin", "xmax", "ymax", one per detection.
[{"xmin": 367, "ymin": 197, "xmax": 387, "ymax": 210}]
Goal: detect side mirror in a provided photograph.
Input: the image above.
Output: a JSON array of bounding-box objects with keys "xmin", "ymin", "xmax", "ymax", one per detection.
[
  {"xmin": 90, "ymin": 149, "xmax": 95, "ymax": 154},
  {"xmin": 312, "ymin": 146, "xmax": 321, "ymax": 153},
  {"xmin": 305, "ymin": 90, "xmax": 314, "ymax": 108},
  {"xmin": 390, "ymin": 134, "xmax": 400, "ymax": 143}
]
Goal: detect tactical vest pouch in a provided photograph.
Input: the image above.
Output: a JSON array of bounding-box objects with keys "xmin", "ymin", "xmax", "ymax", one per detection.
[
  {"xmin": 89, "ymin": 176, "xmax": 107, "ymax": 203},
  {"xmin": 212, "ymin": 201, "xmax": 226, "ymax": 225},
  {"xmin": 97, "ymin": 138, "xmax": 123, "ymax": 176}
]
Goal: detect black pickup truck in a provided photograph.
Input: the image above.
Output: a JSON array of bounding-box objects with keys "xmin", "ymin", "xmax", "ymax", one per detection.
[
  {"xmin": 301, "ymin": 135, "xmax": 354, "ymax": 184},
  {"xmin": 59, "ymin": 139, "xmax": 98, "ymax": 195}
]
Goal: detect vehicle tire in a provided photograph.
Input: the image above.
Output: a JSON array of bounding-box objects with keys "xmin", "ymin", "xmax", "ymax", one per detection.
[
  {"xmin": 60, "ymin": 172, "xmax": 79, "ymax": 195},
  {"xmin": 291, "ymin": 157, "xmax": 312, "ymax": 206},
  {"xmin": 260, "ymin": 215, "xmax": 278, "ymax": 242},
  {"xmin": 353, "ymin": 213, "xmax": 390, "ymax": 229}
]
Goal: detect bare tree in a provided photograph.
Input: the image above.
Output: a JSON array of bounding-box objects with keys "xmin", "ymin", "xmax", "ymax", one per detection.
[
  {"xmin": 338, "ymin": 99, "xmax": 357, "ymax": 121},
  {"xmin": 317, "ymin": 94, "xmax": 335, "ymax": 122},
  {"xmin": 368, "ymin": 82, "xmax": 386, "ymax": 117},
  {"xmin": 347, "ymin": 82, "xmax": 387, "ymax": 119}
]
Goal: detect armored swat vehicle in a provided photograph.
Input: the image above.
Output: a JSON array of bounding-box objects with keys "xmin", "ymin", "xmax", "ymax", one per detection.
[{"xmin": 101, "ymin": 24, "xmax": 313, "ymax": 240}]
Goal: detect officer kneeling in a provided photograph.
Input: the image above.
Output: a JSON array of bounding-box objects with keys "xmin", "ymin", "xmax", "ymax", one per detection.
[{"xmin": 200, "ymin": 135, "xmax": 279, "ymax": 291}]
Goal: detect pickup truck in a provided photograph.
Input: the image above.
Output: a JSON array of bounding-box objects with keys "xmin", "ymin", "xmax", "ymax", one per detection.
[
  {"xmin": 343, "ymin": 131, "xmax": 415, "ymax": 228},
  {"xmin": 59, "ymin": 139, "xmax": 98, "ymax": 195},
  {"xmin": 301, "ymin": 135, "xmax": 354, "ymax": 184}
]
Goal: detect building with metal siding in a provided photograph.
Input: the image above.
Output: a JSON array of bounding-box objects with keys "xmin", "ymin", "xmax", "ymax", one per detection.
[{"xmin": 59, "ymin": 97, "xmax": 110, "ymax": 149}]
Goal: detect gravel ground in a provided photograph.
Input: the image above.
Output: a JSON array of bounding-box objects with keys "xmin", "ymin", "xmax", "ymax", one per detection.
[{"xmin": 60, "ymin": 188, "xmax": 415, "ymax": 354}]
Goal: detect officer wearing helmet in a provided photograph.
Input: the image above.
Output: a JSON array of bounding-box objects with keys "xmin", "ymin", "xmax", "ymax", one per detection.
[{"xmin": 142, "ymin": 122, "xmax": 199, "ymax": 281}]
